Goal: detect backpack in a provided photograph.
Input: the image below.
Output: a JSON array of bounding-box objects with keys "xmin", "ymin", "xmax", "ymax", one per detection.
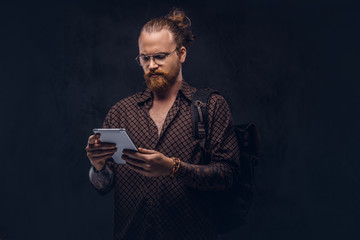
[{"xmin": 191, "ymin": 88, "xmax": 260, "ymax": 234}]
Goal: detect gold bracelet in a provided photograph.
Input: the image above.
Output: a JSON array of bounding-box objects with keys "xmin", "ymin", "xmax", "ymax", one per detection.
[{"xmin": 169, "ymin": 157, "xmax": 181, "ymax": 178}]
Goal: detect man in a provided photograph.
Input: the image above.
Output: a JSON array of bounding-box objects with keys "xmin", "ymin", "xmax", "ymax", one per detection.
[{"xmin": 85, "ymin": 8, "xmax": 240, "ymax": 240}]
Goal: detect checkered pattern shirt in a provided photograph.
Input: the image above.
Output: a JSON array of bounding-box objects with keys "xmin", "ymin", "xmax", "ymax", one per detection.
[{"xmin": 91, "ymin": 81, "xmax": 240, "ymax": 240}]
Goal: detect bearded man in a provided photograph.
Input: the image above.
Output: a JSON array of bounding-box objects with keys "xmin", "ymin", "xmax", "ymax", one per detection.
[{"xmin": 85, "ymin": 8, "xmax": 240, "ymax": 240}]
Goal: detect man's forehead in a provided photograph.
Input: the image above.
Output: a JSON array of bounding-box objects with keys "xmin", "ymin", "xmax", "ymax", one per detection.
[{"xmin": 138, "ymin": 29, "xmax": 176, "ymax": 54}]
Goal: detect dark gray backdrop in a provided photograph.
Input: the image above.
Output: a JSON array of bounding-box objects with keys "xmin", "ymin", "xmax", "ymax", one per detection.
[{"xmin": 1, "ymin": 0, "xmax": 359, "ymax": 239}]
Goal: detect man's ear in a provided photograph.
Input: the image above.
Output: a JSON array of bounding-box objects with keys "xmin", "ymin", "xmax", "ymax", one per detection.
[{"xmin": 179, "ymin": 46, "xmax": 187, "ymax": 63}]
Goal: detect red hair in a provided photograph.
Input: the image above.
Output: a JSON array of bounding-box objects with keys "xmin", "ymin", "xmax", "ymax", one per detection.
[{"xmin": 141, "ymin": 8, "xmax": 195, "ymax": 49}]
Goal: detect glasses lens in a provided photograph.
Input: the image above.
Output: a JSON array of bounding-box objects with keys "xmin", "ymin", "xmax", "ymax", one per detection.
[
  {"xmin": 139, "ymin": 55, "xmax": 150, "ymax": 65},
  {"xmin": 137, "ymin": 49, "xmax": 176, "ymax": 66},
  {"xmin": 153, "ymin": 54, "xmax": 167, "ymax": 65}
]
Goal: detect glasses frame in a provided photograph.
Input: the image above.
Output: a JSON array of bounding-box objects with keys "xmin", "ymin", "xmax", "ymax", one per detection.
[{"xmin": 135, "ymin": 48, "xmax": 179, "ymax": 66}]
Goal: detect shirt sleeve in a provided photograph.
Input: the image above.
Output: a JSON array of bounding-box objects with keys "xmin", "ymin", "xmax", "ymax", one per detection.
[{"xmin": 175, "ymin": 94, "xmax": 240, "ymax": 191}]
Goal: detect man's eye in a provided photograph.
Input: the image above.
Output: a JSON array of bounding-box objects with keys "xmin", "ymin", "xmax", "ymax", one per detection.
[
  {"xmin": 154, "ymin": 54, "xmax": 167, "ymax": 60},
  {"xmin": 141, "ymin": 56, "xmax": 150, "ymax": 61}
]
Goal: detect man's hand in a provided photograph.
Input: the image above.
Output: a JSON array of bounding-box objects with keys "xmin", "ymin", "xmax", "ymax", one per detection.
[
  {"xmin": 85, "ymin": 134, "xmax": 117, "ymax": 171},
  {"xmin": 122, "ymin": 148, "xmax": 173, "ymax": 177}
]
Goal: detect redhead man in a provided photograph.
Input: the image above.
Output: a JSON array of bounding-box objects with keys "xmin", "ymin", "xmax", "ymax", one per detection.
[{"xmin": 85, "ymin": 8, "xmax": 240, "ymax": 240}]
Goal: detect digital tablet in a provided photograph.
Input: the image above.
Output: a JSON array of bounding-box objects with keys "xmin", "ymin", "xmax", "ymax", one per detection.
[{"xmin": 93, "ymin": 128, "xmax": 138, "ymax": 164}]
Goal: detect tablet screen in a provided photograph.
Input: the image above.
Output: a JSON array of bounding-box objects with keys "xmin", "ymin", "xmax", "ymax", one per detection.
[{"xmin": 93, "ymin": 128, "xmax": 138, "ymax": 164}]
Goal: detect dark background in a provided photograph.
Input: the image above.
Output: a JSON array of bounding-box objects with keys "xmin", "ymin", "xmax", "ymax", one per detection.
[{"xmin": 1, "ymin": 0, "xmax": 359, "ymax": 239}]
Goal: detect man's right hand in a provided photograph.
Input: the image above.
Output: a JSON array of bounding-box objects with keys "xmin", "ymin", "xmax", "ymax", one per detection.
[{"xmin": 85, "ymin": 134, "xmax": 117, "ymax": 171}]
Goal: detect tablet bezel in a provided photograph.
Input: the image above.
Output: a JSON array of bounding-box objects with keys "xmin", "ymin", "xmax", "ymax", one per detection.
[{"xmin": 93, "ymin": 128, "xmax": 138, "ymax": 164}]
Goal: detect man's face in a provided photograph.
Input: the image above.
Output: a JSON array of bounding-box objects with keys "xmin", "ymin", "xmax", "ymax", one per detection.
[{"xmin": 138, "ymin": 29, "xmax": 186, "ymax": 93}]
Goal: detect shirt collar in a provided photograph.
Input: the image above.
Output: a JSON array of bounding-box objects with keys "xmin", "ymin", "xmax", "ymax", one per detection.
[{"xmin": 136, "ymin": 80, "xmax": 195, "ymax": 105}]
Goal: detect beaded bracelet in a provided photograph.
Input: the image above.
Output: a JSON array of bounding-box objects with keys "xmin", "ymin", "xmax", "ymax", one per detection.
[{"xmin": 169, "ymin": 157, "xmax": 181, "ymax": 178}]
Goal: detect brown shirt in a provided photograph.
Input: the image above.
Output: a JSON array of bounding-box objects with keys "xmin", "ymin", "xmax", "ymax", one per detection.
[{"xmin": 91, "ymin": 81, "xmax": 240, "ymax": 240}]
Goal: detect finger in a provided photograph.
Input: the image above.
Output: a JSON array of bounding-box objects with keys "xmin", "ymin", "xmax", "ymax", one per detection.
[
  {"xmin": 94, "ymin": 134, "xmax": 102, "ymax": 144},
  {"xmin": 122, "ymin": 154, "xmax": 146, "ymax": 167},
  {"xmin": 126, "ymin": 161, "xmax": 150, "ymax": 175},
  {"xmin": 86, "ymin": 143, "xmax": 117, "ymax": 152},
  {"xmin": 122, "ymin": 149, "xmax": 138, "ymax": 155},
  {"xmin": 138, "ymin": 147, "xmax": 157, "ymax": 154},
  {"xmin": 90, "ymin": 154, "xmax": 114, "ymax": 163},
  {"xmin": 123, "ymin": 150, "xmax": 149, "ymax": 162},
  {"xmin": 88, "ymin": 134, "xmax": 100, "ymax": 145},
  {"xmin": 98, "ymin": 142, "xmax": 116, "ymax": 148},
  {"xmin": 88, "ymin": 148, "xmax": 117, "ymax": 158}
]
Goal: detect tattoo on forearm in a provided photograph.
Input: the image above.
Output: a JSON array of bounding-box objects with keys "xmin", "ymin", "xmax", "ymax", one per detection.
[
  {"xmin": 89, "ymin": 165, "xmax": 114, "ymax": 191},
  {"xmin": 176, "ymin": 162, "xmax": 234, "ymax": 191}
]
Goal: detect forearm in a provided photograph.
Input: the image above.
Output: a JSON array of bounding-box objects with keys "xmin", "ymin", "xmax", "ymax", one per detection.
[
  {"xmin": 175, "ymin": 161, "xmax": 238, "ymax": 191},
  {"xmin": 89, "ymin": 163, "xmax": 114, "ymax": 192}
]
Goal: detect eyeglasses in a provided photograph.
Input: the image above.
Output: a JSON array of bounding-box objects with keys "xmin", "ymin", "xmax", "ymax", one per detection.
[{"xmin": 135, "ymin": 48, "xmax": 178, "ymax": 66}]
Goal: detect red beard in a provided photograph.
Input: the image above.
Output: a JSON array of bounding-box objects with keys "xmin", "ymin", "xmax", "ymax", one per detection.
[{"xmin": 144, "ymin": 63, "xmax": 180, "ymax": 93}]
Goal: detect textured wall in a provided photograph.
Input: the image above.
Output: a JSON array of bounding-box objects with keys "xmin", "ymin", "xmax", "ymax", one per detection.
[{"xmin": 1, "ymin": 0, "xmax": 359, "ymax": 239}]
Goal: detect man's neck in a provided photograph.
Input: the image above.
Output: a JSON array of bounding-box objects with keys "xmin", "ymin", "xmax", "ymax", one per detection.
[{"xmin": 153, "ymin": 77, "xmax": 183, "ymax": 102}]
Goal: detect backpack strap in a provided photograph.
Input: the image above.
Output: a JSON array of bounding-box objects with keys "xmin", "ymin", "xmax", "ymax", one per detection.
[
  {"xmin": 236, "ymin": 122, "xmax": 261, "ymax": 159},
  {"xmin": 235, "ymin": 122, "xmax": 261, "ymax": 193},
  {"xmin": 191, "ymin": 89, "xmax": 261, "ymax": 233},
  {"xmin": 191, "ymin": 88, "xmax": 219, "ymax": 149}
]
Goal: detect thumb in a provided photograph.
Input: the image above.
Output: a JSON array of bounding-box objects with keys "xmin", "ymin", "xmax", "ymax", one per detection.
[
  {"xmin": 94, "ymin": 134, "xmax": 101, "ymax": 144},
  {"xmin": 138, "ymin": 147, "xmax": 157, "ymax": 154}
]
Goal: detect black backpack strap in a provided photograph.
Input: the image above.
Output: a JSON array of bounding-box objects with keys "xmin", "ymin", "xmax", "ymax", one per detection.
[
  {"xmin": 235, "ymin": 122, "xmax": 261, "ymax": 193},
  {"xmin": 191, "ymin": 88, "xmax": 219, "ymax": 149},
  {"xmin": 191, "ymin": 90, "xmax": 261, "ymax": 233},
  {"xmin": 236, "ymin": 122, "xmax": 261, "ymax": 158}
]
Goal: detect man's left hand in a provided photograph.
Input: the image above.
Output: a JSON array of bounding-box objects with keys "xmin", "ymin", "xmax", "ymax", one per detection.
[{"xmin": 122, "ymin": 148, "xmax": 173, "ymax": 177}]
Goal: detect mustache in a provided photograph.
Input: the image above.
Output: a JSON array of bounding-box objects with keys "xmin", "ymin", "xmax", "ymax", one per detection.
[{"xmin": 145, "ymin": 71, "xmax": 166, "ymax": 78}]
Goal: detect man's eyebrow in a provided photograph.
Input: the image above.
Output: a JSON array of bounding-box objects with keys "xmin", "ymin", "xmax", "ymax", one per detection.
[
  {"xmin": 140, "ymin": 51, "xmax": 169, "ymax": 56},
  {"xmin": 153, "ymin": 51, "xmax": 168, "ymax": 54}
]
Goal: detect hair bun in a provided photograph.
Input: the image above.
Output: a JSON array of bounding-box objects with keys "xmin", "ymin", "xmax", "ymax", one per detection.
[
  {"xmin": 141, "ymin": 8, "xmax": 195, "ymax": 49},
  {"xmin": 165, "ymin": 8, "xmax": 195, "ymax": 48},
  {"xmin": 165, "ymin": 8, "xmax": 191, "ymax": 29}
]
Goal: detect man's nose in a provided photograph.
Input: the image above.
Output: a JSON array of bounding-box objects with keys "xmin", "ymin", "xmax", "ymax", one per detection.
[{"xmin": 148, "ymin": 57, "xmax": 159, "ymax": 70}]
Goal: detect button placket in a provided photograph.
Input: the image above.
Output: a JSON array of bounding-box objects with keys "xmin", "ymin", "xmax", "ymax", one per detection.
[
  {"xmin": 140, "ymin": 101, "xmax": 158, "ymax": 148},
  {"xmin": 157, "ymin": 97, "xmax": 180, "ymax": 145}
]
